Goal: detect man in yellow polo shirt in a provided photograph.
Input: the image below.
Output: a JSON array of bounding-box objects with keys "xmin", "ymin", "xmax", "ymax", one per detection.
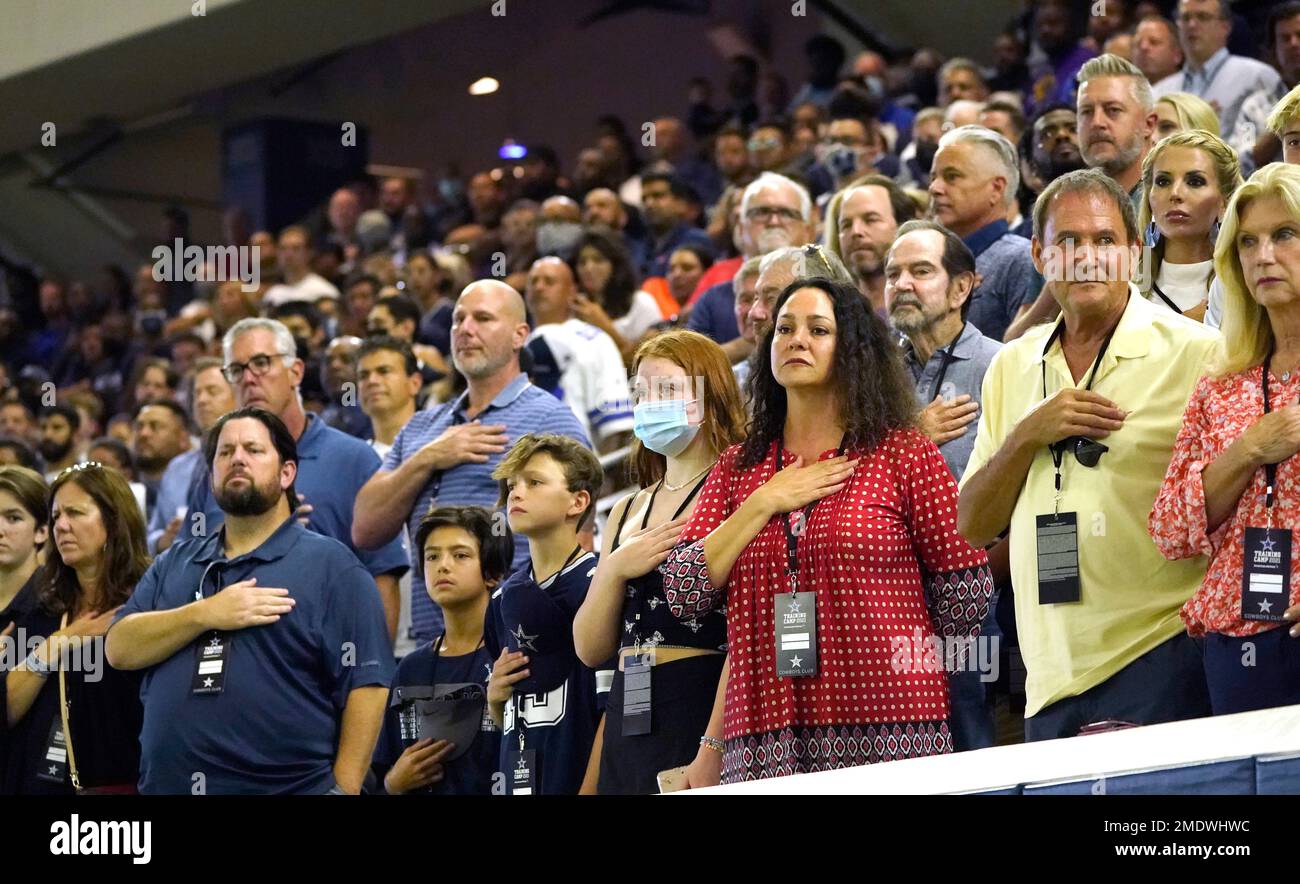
[{"xmin": 957, "ymin": 167, "xmax": 1220, "ymax": 741}]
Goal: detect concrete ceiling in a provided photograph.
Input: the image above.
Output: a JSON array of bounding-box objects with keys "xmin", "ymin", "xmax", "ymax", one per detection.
[{"xmin": 0, "ymin": 0, "xmax": 491, "ymax": 158}]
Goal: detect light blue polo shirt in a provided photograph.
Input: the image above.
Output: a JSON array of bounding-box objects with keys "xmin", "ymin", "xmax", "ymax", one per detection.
[{"xmin": 380, "ymin": 372, "xmax": 590, "ymax": 642}]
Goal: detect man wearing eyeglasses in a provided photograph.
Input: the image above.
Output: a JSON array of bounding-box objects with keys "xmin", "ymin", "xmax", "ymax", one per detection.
[
  {"xmin": 1152, "ymin": 0, "xmax": 1284, "ymax": 174},
  {"xmin": 185, "ymin": 318, "xmax": 408, "ymax": 644},
  {"xmin": 958, "ymin": 168, "xmax": 1221, "ymax": 742},
  {"xmin": 685, "ymin": 172, "xmax": 814, "ymax": 356}
]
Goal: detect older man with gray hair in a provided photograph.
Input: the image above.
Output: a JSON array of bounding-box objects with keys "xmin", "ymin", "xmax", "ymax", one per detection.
[
  {"xmin": 686, "ymin": 172, "xmax": 815, "ymax": 355},
  {"xmin": 745, "ymin": 243, "xmax": 853, "ymax": 349},
  {"xmin": 958, "ymin": 168, "xmax": 1220, "ymax": 742},
  {"xmin": 184, "ymin": 317, "xmax": 409, "ymax": 641},
  {"xmin": 928, "ymin": 124, "xmax": 1043, "ymax": 341},
  {"xmin": 730, "ymin": 256, "xmax": 763, "ymax": 391}
]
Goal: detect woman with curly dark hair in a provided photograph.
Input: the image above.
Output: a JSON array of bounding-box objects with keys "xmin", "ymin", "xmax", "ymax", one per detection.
[
  {"xmin": 662, "ymin": 278, "xmax": 995, "ymax": 782},
  {"xmin": 572, "ymin": 228, "xmax": 666, "ymax": 362},
  {"xmin": 2, "ymin": 462, "xmax": 147, "ymax": 793}
]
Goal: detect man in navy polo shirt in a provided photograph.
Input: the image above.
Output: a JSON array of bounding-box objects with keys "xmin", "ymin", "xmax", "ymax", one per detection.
[
  {"xmin": 354, "ymin": 280, "xmax": 589, "ymax": 646},
  {"xmin": 186, "ymin": 318, "xmax": 407, "ymax": 642},
  {"xmin": 107, "ymin": 407, "xmax": 394, "ymax": 794}
]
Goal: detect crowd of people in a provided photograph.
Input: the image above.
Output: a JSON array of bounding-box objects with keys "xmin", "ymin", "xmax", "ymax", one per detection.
[{"xmin": 1, "ymin": 0, "xmax": 1300, "ymax": 794}]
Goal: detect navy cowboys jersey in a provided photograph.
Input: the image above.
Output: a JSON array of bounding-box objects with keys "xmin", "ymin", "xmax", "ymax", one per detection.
[{"xmin": 486, "ymin": 551, "xmax": 614, "ymax": 795}]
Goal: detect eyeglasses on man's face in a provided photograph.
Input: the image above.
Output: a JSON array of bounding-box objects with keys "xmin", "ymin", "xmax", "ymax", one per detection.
[{"xmin": 223, "ymin": 352, "xmax": 289, "ymax": 383}]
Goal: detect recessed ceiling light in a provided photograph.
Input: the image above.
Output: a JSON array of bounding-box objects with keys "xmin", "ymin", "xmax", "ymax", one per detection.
[{"xmin": 469, "ymin": 77, "xmax": 499, "ymax": 96}]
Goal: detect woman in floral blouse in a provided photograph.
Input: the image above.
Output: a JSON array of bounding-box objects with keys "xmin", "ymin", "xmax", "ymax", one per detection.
[
  {"xmin": 662, "ymin": 278, "xmax": 994, "ymax": 783},
  {"xmin": 1150, "ymin": 162, "xmax": 1300, "ymax": 715}
]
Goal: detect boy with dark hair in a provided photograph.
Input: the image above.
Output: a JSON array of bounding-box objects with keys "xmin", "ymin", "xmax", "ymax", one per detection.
[
  {"xmin": 485, "ymin": 433, "xmax": 611, "ymax": 794},
  {"xmin": 372, "ymin": 505, "xmax": 514, "ymax": 794}
]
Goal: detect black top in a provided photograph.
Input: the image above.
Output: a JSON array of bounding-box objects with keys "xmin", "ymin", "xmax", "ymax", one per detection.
[
  {"xmin": 371, "ymin": 639, "xmax": 501, "ymax": 796},
  {"xmin": 0, "ymin": 574, "xmax": 142, "ymax": 794},
  {"xmin": 612, "ymin": 477, "xmax": 726, "ymax": 654}
]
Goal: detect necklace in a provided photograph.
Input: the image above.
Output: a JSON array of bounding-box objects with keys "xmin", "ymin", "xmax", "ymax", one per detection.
[{"xmin": 661, "ymin": 461, "xmax": 713, "ymax": 492}]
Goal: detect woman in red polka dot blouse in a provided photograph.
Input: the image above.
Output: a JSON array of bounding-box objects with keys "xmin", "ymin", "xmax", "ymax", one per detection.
[{"xmin": 662, "ymin": 278, "xmax": 995, "ymax": 783}]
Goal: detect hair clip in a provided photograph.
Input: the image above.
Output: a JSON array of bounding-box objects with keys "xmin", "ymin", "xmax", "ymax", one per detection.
[{"xmin": 58, "ymin": 461, "xmax": 104, "ymax": 478}]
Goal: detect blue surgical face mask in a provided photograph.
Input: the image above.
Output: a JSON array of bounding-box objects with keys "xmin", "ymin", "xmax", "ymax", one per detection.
[{"xmin": 633, "ymin": 398, "xmax": 700, "ymax": 457}]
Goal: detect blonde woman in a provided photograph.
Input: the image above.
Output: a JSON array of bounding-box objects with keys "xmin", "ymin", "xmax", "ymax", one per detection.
[
  {"xmin": 1150, "ymin": 162, "xmax": 1300, "ymax": 715},
  {"xmin": 1137, "ymin": 130, "xmax": 1242, "ymax": 321},
  {"xmin": 1153, "ymin": 93, "xmax": 1220, "ymax": 141}
]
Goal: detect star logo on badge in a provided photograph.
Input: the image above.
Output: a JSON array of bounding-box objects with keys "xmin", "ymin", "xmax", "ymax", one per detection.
[
  {"xmin": 787, "ymin": 597, "xmax": 802, "ymax": 614},
  {"xmin": 789, "ymin": 654, "xmax": 803, "ymax": 669},
  {"xmin": 203, "ymin": 677, "xmax": 214, "ymax": 688},
  {"xmin": 208, "ymin": 636, "xmax": 222, "ymax": 650},
  {"xmin": 1261, "ymin": 536, "xmax": 1278, "ymax": 552},
  {"xmin": 512, "ymin": 624, "xmax": 540, "ymax": 652},
  {"xmin": 516, "ymin": 756, "xmax": 528, "ymax": 771},
  {"xmin": 1259, "ymin": 599, "xmax": 1273, "ymax": 614}
]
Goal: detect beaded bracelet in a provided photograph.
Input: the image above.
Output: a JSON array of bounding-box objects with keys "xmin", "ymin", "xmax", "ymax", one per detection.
[{"xmin": 699, "ymin": 735, "xmax": 724, "ymax": 754}]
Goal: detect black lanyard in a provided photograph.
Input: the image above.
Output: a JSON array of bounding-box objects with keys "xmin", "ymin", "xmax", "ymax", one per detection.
[
  {"xmin": 1151, "ymin": 270, "xmax": 1213, "ymax": 316},
  {"xmin": 515, "ymin": 544, "xmax": 583, "ymax": 750},
  {"xmin": 774, "ymin": 434, "xmax": 847, "ymax": 582},
  {"xmin": 1041, "ymin": 315, "xmax": 1121, "ymax": 484},
  {"xmin": 530, "ymin": 544, "xmax": 583, "ymax": 584},
  {"xmin": 1263, "ymin": 357, "xmax": 1280, "ymax": 511},
  {"xmin": 927, "ymin": 322, "xmax": 966, "ymax": 403},
  {"xmin": 429, "ymin": 632, "xmax": 487, "ymax": 688},
  {"xmin": 629, "ymin": 473, "xmax": 710, "ymax": 649},
  {"xmin": 640, "ymin": 473, "xmax": 710, "ymax": 530},
  {"xmin": 1151, "ymin": 282, "xmax": 1183, "ymax": 315}
]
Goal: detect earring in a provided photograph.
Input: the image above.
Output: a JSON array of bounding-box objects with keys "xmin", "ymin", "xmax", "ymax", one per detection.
[
  {"xmin": 1145, "ymin": 221, "xmax": 1161, "ymax": 248},
  {"xmin": 1210, "ymin": 218, "xmax": 1221, "ymax": 244}
]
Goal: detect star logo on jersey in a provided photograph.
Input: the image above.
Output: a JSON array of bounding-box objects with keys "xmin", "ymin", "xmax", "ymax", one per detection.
[
  {"xmin": 1259, "ymin": 598, "xmax": 1274, "ymax": 614},
  {"xmin": 512, "ymin": 624, "xmax": 540, "ymax": 652},
  {"xmin": 1261, "ymin": 536, "xmax": 1278, "ymax": 553},
  {"xmin": 789, "ymin": 654, "xmax": 803, "ymax": 669},
  {"xmin": 787, "ymin": 596, "xmax": 802, "ymax": 614},
  {"xmin": 48, "ymin": 765, "xmax": 58, "ymax": 776},
  {"xmin": 203, "ymin": 677, "xmax": 214, "ymax": 688}
]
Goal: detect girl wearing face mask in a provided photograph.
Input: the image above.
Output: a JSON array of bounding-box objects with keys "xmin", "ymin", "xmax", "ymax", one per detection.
[
  {"xmin": 574, "ymin": 331, "xmax": 746, "ymax": 793},
  {"xmin": 1139, "ymin": 130, "xmax": 1242, "ymax": 322}
]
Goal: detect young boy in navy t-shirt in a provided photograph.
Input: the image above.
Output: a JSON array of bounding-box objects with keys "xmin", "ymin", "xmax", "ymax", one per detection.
[
  {"xmin": 486, "ymin": 433, "xmax": 613, "ymax": 795},
  {"xmin": 372, "ymin": 505, "xmax": 513, "ymax": 794}
]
